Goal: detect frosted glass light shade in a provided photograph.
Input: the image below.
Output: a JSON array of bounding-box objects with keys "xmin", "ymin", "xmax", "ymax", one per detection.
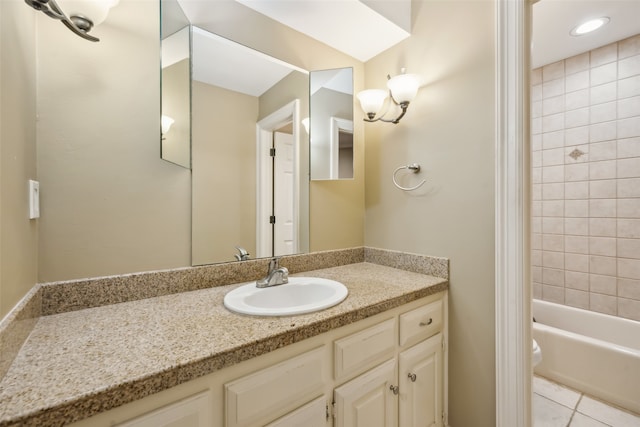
[
  {"xmin": 57, "ymin": 0, "xmax": 120, "ymax": 26},
  {"xmin": 387, "ymin": 74, "xmax": 419, "ymax": 104},
  {"xmin": 357, "ymin": 89, "xmax": 388, "ymax": 115},
  {"xmin": 161, "ymin": 115, "xmax": 175, "ymax": 134}
]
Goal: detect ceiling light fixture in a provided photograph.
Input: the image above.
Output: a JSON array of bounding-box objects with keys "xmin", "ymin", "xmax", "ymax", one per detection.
[
  {"xmin": 24, "ymin": 0, "xmax": 119, "ymax": 42},
  {"xmin": 570, "ymin": 17, "xmax": 610, "ymax": 36},
  {"xmin": 357, "ymin": 69, "xmax": 420, "ymax": 124}
]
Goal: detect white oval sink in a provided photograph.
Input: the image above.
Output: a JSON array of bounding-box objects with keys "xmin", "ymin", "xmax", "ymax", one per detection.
[{"xmin": 224, "ymin": 277, "xmax": 348, "ymax": 316}]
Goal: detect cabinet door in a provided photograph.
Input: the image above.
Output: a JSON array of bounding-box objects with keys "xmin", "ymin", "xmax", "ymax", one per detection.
[
  {"xmin": 333, "ymin": 358, "xmax": 397, "ymax": 427},
  {"xmin": 115, "ymin": 391, "xmax": 212, "ymax": 427},
  {"xmin": 265, "ymin": 396, "xmax": 327, "ymax": 427},
  {"xmin": 398, "ymin": 333, "xmax": 443, "ymax": 427}
]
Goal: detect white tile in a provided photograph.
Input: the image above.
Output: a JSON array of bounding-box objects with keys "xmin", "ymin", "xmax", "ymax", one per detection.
[
  {"xmin": 591, "ymin": 82, "xmax": 617, "ymax": 105},
  {"xmin": 543, "ymin": 131, "xmax": 565, "ymax": 150},
  {"xmin": 617, "ymin": 137, "xmax": 640, "ymax": 159},
  {"xmin": 589, "ymin": 141, "xmax": 617, "ymax": 161},
  {"xmin": 543, "ymin": 148, "xmax": 566, "ymax": 166},
  {"xmin": 543, "ymin": 217, "xmax": 564, "ymax": 234},
  {"xmin": 543, "ymin": 95, "xmax": 565, "ymax": 116},
  {"xmin": 533, "ymin": 376, "xmax": 581, "ymax": 409},
  {"xmin": 618, "ymin": 258, "xmax": 640, "ymax": 280},
  {"xmin": 533, "ymin": 282, "xmax": 543, "ymax": 299},
  {"xmin": 566, "ymin": 52, "xmax": 590, "ymax": 74},
  {"xmin": 532, "ymin": 83, "xmax": 543, "ymax": 102},
  {"xmin": 543, "ymin": 199, "xmax": 564, "ymax": 216},
  {"xmin": 618, "ymin": 298, "xmax": 640, "ymax": 321},
  {"xmin": 565, "ymin": 271, "xmax": 590, "ymax": 291},
  {"xmin": 543, "ymin": 61, "xmax": 565, "ymax": 82},
  {"xmin": 618, "ymin": 198, "xmax": 640, "ymax": 218},
  {"xmin": 532, "ymin": 183, "xmax": 542, "ymax": 201},
  {"xmin": 566, "ymin": 289, "xmax": 590, "ymax": 309},
  {"xmin": 618, "ymin": 157, "xmax": 640, "ymax": 178},
  {"xmin": 589, "ymin": 236, "xmax": 617, "ymax": 256},
  {"xmin": 565, "ymin": 200, "xmax": 588, "ymax": 217},
  {"xmin": 577, "ymin": 395, "xmax": 640, "ymax": 426},
  {"xmin": 589, "ymin": 102, "xmax": 616, "ymax": 124},
  {"xmin": 532, "ymin": 68, "xmax": 543, "ymax": 84},
  {"xmin": 543, "ymin": 182, "xmax": 564, "ymax": 200},
  {"xmin": 532, "ymin": 134, "xmax": 543, "ymax": 152},
  {"xmin": 565, "ymin": 181, "xmax": 589, "ymax": 199},
  {"xmin": 591, "ymin": 43, "xmax": 618, "ymax": 67},
  {"xmin": 566, "ymin": 164, "xmax": 590, "ymax": 182},
  {"xmin": 590, "ymin": 293, "xmax": 617, "ymax": 315},
  {"xmin": 589, "ymin": 274, "xmax": 617, "ymax": 295},
  {"xmin": 566, "ymin": 89, "xmax": 590, "ymax": 110},
  {"xmin": 533, "ymin": 394, "xmax": 574, "ymax": 427},
  {"xmin": 565, "ymin": 218, "xmax": 589, "ymax": 236},
  {"xmin": 566, "ymin": 108, "xmax": 590, "ymax": 128},
  {"xmin": 589, "ymin": 160, "xmax": 617, "ymax": 180},
  {"xmin": 591, "ymin": 62, "xmax": 617, "ymax": 86},
  {"xmin": 589, "ymin": 199, "xmax": 616, "ymax": 218},
  {"xmin": 532, "ymin": 116, "xmax": 542, "ymax": 135},
  {"xmin": 619, "ymin": 54, "xmax": 640, "ymax": 80},
  {"xmin": 566, "ymin": 253, "xmax": 590, "ymax": 272},
  {"xmin": 543, "ymin": 283, "xmax": 565, "ymax": 301},
  {"xmin": 618, "ymin": 117, "xmax": 640, "ymax": 139},
  {"xmin": 619, "ymin": 34, "xmax": 640, "ymax": 60},
  {"xmin": 618, "ymin": 178, "xmax": 640, "ymax": 198},
  {"xmin": 590, "ymin": 218, "xmax": 617, "ymax": 237},
  {"xmin": 543, "ymin": 251, "xmax": 565, "ymax": 269},
  {"xmin": 566, "ymin": 145, "xmax": 589, "ymax": 164},
  {"xmin": 543, "ymin": 268, "xmax": 565, "ymax": 287},
  {"xmin": 590, "ymin": 179, "xmax": 616, "ymax": 199},
  {"xmin": 532, "ymin": 100, "xmax": 542, "ymax": 119},
  {"xmin": 532, "ymin": 217, "xmax": 542, "ymax": 233},
  {"xmin": 542, "ymin": 165, "xmax": 564, "ymax": 183},
  {"xmin": 617, "ymin": 96, "xmax": 640, "ymax": 119},
  {"xmin": 618, "ymin": 277, "xmax": 640, "ymax": 299},
  {"xmin": 532, "ymin": 167, "xmax": 542, "ymax": 184},
  {"xmin": 544, "ymin": 79, "xmax": 564, "ymax": 99},
  {"xmin": 618, "ymin": 238, "xmax": 640, "ymax": 259},
  {"xmin": 543, "ymin": 234, "xmax": 564, "ymax": 251},
  {"xmin": 618, "ymin": 75, "xmax": 640, "ymax": 99},
  {"xmin": 532, "ymin": 232, "xmax": 542, "ymax": 250},
  {"xmin": 543, "ymin": 113, "xmax": 565, "ymax": 133},
  {"xmin": 618, "ymin": 219, "xmax": 640, "ymax": 238},
  {"xmin": 566, "ymin": 70, "xmax": 590, "ymax": 93},
  {"xmin": 589, "ymin": 121, "xmax": 616, "ymax": 142},
  {"xmin": 532, "ymin": 249, "xmax": 542, "ymax": 266},
  {"xmin": 565, "ymin": 235, "xmax": 589, "ymax": 254},
  {"xmin": 570, "ymin": 412, "xmax": 609, "ymax": 427}
]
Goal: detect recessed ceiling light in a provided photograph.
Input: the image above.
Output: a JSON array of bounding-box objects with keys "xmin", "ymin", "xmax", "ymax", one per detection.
[{"xmin": 570, "ymin": 17, "xmax": 610, "ymax": 36}]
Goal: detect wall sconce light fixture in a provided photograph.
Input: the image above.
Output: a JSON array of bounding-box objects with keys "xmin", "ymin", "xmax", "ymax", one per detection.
[
  {"xmin": 24, "ymin": 0, "xmax": 119, "ymax": 42},
  {"xmin": 357, "ymin": 69, "xmax": 420, "ymax": 124},
  {"xmin": 161, "ymin": 115, "xmax": 175, "ymax": 140}
]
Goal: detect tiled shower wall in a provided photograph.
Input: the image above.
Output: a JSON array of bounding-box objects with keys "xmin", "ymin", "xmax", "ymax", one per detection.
[{"xmin": 531, "ymin": 34, "xmax": 640, "ymax": 321}]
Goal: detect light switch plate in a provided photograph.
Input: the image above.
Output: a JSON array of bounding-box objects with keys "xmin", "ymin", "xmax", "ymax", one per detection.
[{"xmin": 29, "ymin": 180, "xmax": 39, "ymax": 219}]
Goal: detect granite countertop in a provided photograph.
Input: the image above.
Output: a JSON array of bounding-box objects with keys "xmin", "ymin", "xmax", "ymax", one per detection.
[{"xmin": 0, "ymin": 261, "xmax": 448, "ymax": 427}]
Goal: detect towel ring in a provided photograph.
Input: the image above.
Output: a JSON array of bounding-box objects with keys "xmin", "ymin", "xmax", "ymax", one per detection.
[{"xmin": 392, "ymin": 163, "xmax": 426, "ymax": 191}]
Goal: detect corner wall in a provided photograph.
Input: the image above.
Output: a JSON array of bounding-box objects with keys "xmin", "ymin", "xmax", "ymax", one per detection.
[{"xmin": 364, "ymin": 1, "xmax": 496, "ymax": 425}]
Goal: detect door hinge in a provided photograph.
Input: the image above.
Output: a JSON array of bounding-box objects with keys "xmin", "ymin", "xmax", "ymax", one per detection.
[
  {"xmin": 269, "ymin": 215, "xmax": 276, "ymax": 224},
  {"xmin": 442, "ymin": 336, "xmax": 446, "ymax": 352},
  {"xmin": 327, "ymin": 401, "xmax": 336, "ymax": 420},
  {"xmin": 442, "ymin": 410, "xmax": 448, "ymax": 426},
  {"xmin": 270, "ymin": 147, "xmax": 276, "ymax": 157}
]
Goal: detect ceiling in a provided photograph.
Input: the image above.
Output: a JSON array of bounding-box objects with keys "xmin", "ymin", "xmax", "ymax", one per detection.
[{"xmin": 532, "ymin": 0, "xmax": 640, "ymax": 69}]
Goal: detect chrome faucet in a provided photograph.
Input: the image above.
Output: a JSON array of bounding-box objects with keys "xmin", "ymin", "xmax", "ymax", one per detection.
[
  {"xmin": 234, "ymin": 246, "xmax": 250, "ymax": 261},
  {"xmin": 256, "ymin": 257, "xmax": 289, "ymax": 288}
]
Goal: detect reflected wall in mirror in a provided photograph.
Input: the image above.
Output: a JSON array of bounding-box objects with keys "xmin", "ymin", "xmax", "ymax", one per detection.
[
  {"xmin": 160, "ymin": 0, "xmax": 191, "ymax": 169},
  {"xmin": 310, "ymin": 68, "xmax": 354, "ymax": 180},
  {"xmin": 190, "ymin": 27, "xmax": 310, "ymax": 266}
]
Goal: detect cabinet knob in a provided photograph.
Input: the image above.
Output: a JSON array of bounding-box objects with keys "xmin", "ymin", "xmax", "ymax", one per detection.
[
  {"xmin": 419, "ymin": 318, "xmax": 433, "ymax": 327},
  {"xmin": 389, "ymin": 385, "xmax": 399, "ymax": 395},
  {"xmin": 407, "ymin": 373, "xmax": 417, "ymax": 382}
]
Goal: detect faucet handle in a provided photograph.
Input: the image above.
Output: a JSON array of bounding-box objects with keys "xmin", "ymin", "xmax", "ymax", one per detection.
[
  {"xmin": 268, "ymin": 257, "xmax": 280, "ymax": 270},
  {"xmin": 234, "ymin": 246, "xmax": 250, "ymax": 261}
]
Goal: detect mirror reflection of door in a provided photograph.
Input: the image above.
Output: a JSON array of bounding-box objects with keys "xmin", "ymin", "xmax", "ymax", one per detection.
[{"xmin": 273, "ymin": 130, "xmax": 295, "ymax": 256}]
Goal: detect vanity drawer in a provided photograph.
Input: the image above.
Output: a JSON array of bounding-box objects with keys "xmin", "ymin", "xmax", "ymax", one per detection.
[
  {"xmin": 334, "ymin": 318, "xmax": 396, "ymax": 381},
  {"xmin": 399, "ymin": 298, "xmax": 443, "ymax": 346},
  {"xmin": 225, "ymin": 347, "xmax": 325, "ymax": 427}
]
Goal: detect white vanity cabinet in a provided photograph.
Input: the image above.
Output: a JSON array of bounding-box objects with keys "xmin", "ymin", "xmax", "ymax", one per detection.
[{"xmin": 69, "ymin": 292, "xmax": 447, "ymax": 427}]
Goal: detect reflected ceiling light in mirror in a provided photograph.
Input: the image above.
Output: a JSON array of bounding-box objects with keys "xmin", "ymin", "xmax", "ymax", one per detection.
[
  {"xmin": 161, "ymin": 115, "xmax": 175, "ymax": 139},
  {"xmin": 357, "ymin": 69, "xmax": 420, "ymax": 124},
  {"xmin": 24, "ymin": 0, "xmax": 119, "ymax": 42},
  {"xmin": 301, "ymin": 117, "xmax": 310, "ymax": 134},
  {"xmin": 570, "ymin": 17, "xmax": 610, "ymax": 36}
]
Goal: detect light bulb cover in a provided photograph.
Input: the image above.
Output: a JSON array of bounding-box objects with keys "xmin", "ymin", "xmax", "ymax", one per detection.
[
  {"xmin": 387, "ymin": 73, "xmax": 420, "ymax": 104},
  {"xmin": 357, "ymin": 89, "xmax": 388, "ymax": 116},
  {"xmin": 56, "ymin": 0, "xmax": 119, "ymax": 27},
  {"xmin": 570, "ymin": 17, "xmax": 609, "ymax": 36}
]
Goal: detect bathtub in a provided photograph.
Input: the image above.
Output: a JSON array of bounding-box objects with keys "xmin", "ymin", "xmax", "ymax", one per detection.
[{"xmin": 532, "ymin": 299, "xmax": 640, "ymax": 414}]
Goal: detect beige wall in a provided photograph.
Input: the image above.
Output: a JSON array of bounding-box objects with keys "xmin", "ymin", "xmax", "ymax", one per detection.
[
  {"xmin": 36, "ymin": 0, "xmax": 192, "ymax": 282},
  {"xmin": 0, "ymin": 0, "xmax": 38, "ymax": 318},
  {"xmin": 191, "ymin": 82, "xmax": 258, "ymax": 265},
  {"xmin": 363, "ymin": 1, "xmax": 496, "ymax": 426}
]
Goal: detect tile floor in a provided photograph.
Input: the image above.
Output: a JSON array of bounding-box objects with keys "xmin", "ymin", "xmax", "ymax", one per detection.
[{"xmin": 534, "ymin": 376, "xmax": 640, "ymax": 426}]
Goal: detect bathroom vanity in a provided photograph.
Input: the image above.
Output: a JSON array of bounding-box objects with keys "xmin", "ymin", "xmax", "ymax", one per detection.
[{"xmin": 0, "ymin": 249, "xmax": 448, "ymax": 427}]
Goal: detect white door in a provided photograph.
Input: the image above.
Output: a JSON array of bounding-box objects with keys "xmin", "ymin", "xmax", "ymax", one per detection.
[
  {"xmin": 333, "ymin": 358, "xmax": 398, "ymax": 427},
  {"xmin": 398, "ymin": 333, "xmax": 444, "ymax": 427},
  {"xmin": 274, "ymin": 131, "xmax": 295, "ymax": 256}
]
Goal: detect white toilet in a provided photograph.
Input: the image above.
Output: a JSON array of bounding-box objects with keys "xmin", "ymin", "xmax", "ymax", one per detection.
[{"xmin": 532, "ymin": 339, "xmax": 542, "ymax": 367}]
